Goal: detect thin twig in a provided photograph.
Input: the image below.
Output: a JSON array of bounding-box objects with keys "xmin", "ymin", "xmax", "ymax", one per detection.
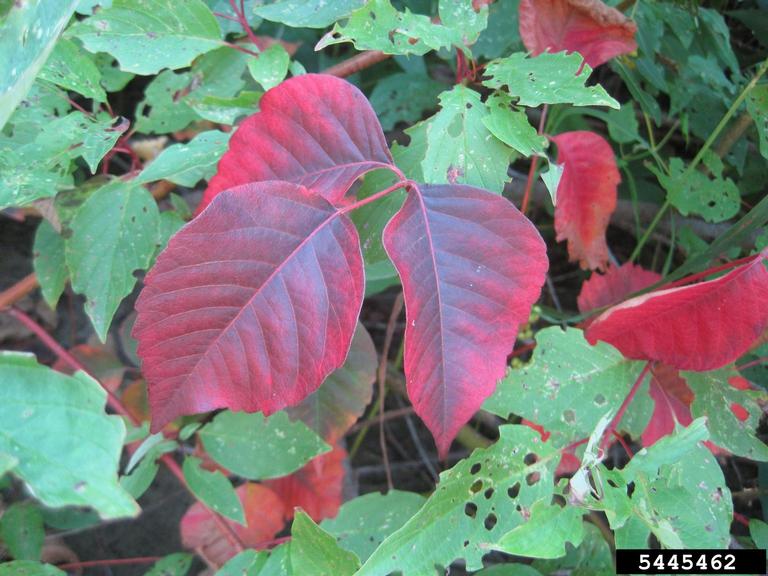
[
  {"xmin": 377, "ymin": 292, "xmax": 404, "ymax": 491},
  {"xmin": 521, "ymin": 104, "xmax": 549, "ymax": 215},
  {"xmin": 601, "ymin": 362, "xmax": 652, "ymax": 452},
  {"xmin": 323, "ymin": 51, "xmax": 391, "ymax": 78},
  {"xmin": 229, "ymin": 0, "xmax": 262, "ymax": 50},
  {"xmin": 0, "ymin": 273, "xmax": 39, "ymax": 309},
  {"xmin": 57, "ymin": 557, "xmax": 162, "ymax": 570}
]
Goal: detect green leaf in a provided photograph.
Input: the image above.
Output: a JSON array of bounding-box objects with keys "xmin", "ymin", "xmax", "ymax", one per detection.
[
  {"xmin": 750, "ymin": 519, "xmax": 768, "ymax": 549},
  {"xmin": 0, "ymin": 352, "xmax": 138, "ymax": 518},
  {"xmin": 189, "ymin": 90, "xmax": 261, "ymax": 125},
  {"xmin": 317, "ymin": 0, "xmax": 486, "ymax": 56},
  {"xmin": 38, "ymin": 38, "xmax": 106, "ymax": 102},
  {"xmin": 475, "ymin": 566, "xmax": 543, "ymax": 576},
  {"xmin": 747, "ymin": 84, "xmax": 768, "ymax": 160},
  {"xmin": 540, "ymin": 160, "xmax": 563, "ymax": 205},
  {"xmin": 482, "ymin": 92, "xmax": 547, "ymax": 157},
  {"xmin": 120, "ymin": 436, "xmax": 177, "ymax": 499},
  {"xmin": 94, "ymin": 53, "xmax": 134, "ymax": 92},
  {"xmin": 33, "ymin": 220, "xmax": 68, "ymax": 308},
  {"xmin": 255, "ymin": 0, "xmax": 363, "ymax": 28},
  {"xmin": 0, "ymin": 562, "xmax": 65, "ymax": 576},
  {"xmin": 321, "ymin": 491, "xmax": 426, "ymax": 562},
  {"xmin": 204, "ymin": 0, "xmax": 260, "ymax": 35},
  {"xmin": 290, "ymin": 511, "xmax": 361, "ymax": 576},
  {"xmin": 421, "ymin": 85, "xmax": 514, "ymax": 193},
  {"xmin": 199, "ymin": 411, "xmax": 330, "ymax": 480},
  {"xmin": 358, "ymin": 425, "xmax": 559, "ymax": 575},
  {"xmin": 0, "ymin": 0, "xmax": 78, "ymax": 130},
  {"xmin": 66, "ymin": 179, "xmax": 160, "ymax": 341},
  {"xmin": 606, "ymin": 103, "xmax": 641, "ymax": 145},
  {"xmin": 68, "ymin": 0, "xmax": 222, "ymax": 75},
  {"xmin": 483, "ymin": 52, "xmax": 619, "ymax": 109},
  {"xmin": 135, "ymin": 130, "xmax": 232, "ymax": 187},
  {"xmin": 144, "ymin": 553, "xmax": 193, "ymax": 576},
  {"xmin": 369, "ymin": 72, "xmax": 443, "ymax": 132},
  {"xmin": 484, "ymin": 327, "xmax": 651, "ymax": 448},
  {"xmin": 216, "ymin": 545, "xmax": 292, "ymax": 576},
  {"xmin": 532, "ymin": 523, "xmax": 613, "ymax": 576},
  {"xmin": 651, "ymin": 156, "xmax": 740, "ymax": 223},
  {"xmin": 0, "ymin": 453, "xmax": 18, "ymax": 477},
  {"xmin": 495, "ymin": 501, "xmax": 584, "ymax": 559},
  {"xmin": 685, "ymin": 368, "xmax": 768, "ymax": 461},
  {"xmin": 79, "ymin": 114, "xmax": 129, "ymax": 173},
  {"xmin": 134, "ymin": 70, "xmax": 199, "ymax": 134},
  {"xmin": 0, "ymin": 502, "xmax": 44, "ymax": 561},
  {"xmin": 182, "ymin": 456, "xmax": 245, "ymax": 524},
  {"xmin": 472, "ymin": 0, "xmax": 523, "ymax": 60},
  {"xmin": 247, "ymin": 44, "xmax": 290, "ymax": 91}
]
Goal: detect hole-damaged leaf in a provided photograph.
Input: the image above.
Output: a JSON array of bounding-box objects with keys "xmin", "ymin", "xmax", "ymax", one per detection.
[
  {"xmin": 134, "ymin": 182, "xmax": 364, "ymax": 431},
  {"xmin": 383, "ymin": 183, "xmax": 548, "ymax": 456},
  {"xmin": 577, "ymin": 262, "xmax": 661, "ymax": 313},
  {"xmin": 519, "ymin": 0, "xmax": 637, "ymax": 68},
  {"xmin": 552, "ymin": 131, "xmax": 620, "ymax": 271},
  {"xmin": 199, "ymin": 74, "xmax": 396, "ymax": 213},
  {"xmin": 586, "ymin": 251, "xmax": 768, "ymax": 370}
]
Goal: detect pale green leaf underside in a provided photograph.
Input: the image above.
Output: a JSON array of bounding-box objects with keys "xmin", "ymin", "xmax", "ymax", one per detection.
[{"xmin": 0, "ymin": 352, "xmax": 138, "ymax": 519}]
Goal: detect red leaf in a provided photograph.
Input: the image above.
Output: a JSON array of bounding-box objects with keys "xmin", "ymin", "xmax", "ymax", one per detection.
[
  {"xmin": 641, "ymin": 363, "xmax": 694, "ymax": 447},
  {"xmin": 265, "ymin": 445, "xmax": 346, "ymax": 523},
  {"xmin": 519, "ymin": 0, "xmax": 637, "ymax": 68},
  {"xmin": 383, "ymin": 183, "xmax": 548, "ymax": 456},
  {"xmin": 286, "ymin": 323, "xmax": 377, "ymax": 444},
  {"xmin": 552, "ymin": 131, "xmax": 620, "ymax": 271},
  {"xmin": 199, "ymin": 74, "xmax": 396, "ymax": 213},
  {"xmin": 181, "ymin": 483, "xmax": 286, "ymax": 567},
  {"xmin": 585, "ymin": 252, "xmax": 768, "ymax": 370},
  {"xmin": 577, "ymin": 262, "xmax": 661, "ymax": 313},
  {"xmin": 134, "ymin": 182, "xmax": 365, "ymax": 432}
]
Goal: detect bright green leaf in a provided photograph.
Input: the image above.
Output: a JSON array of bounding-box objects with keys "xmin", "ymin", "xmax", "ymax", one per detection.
[
  {"xmin": 750, "ymin": 518, "xmax": 768, "ymax": 549},
  {"xmin": 66, "ymin": 179, "xmax": 160, "ymax": 341},
  {"xmin": 422, "ymin": 85, "xmax": 514, "ymax": 193},
  {"xmin": 199, "ymin": 411, "xmax": 330, "ymax": 480},
  {"xmin": 183, "ymin": 456, "xmax": 245, "ymax": 524},
  {"xmin": 358, "ymin": 425, "xmax": 559, "ymax": 575},
  {"xmin": 0, "ymin": 352, "xmax": 139, "ymax": 518},
  {"xmin": 747, "ymin": 84, "xmax": 768, "ymax": 160},
  {"xmin": 255, "ymin": 0, "xmax": 362, "ymax": 28},
  {"xmin": 495, "ymin": 500, "xmax": 584, "ymax": 559},
  {"xmin": 532, "ymin": 523, "xmax": 614, "ymax": 576},
  {"xmin": 0, "ymin": 562, "xmax": 65, "ymax": 576},
  {"xmin": 38, "ymin": 38, "xmax": 106, "ymax": 102},
  {"xmin": 215, "ymin": 544, "xmax": 291, "ymax": 576},
  {"xmin": 135, "ymin": 70, "xmax": 199, "ymax": 134},
  {"xmin": 483, "ymin": 52, "xmax": 619, "ymax": 109},
  {"xmin": 290, "ymin": 511, "xmax": 361, "ymax": 576},
  {"xmin": 482, "ymin": 92, "xmax": 546, "ymax": 157},
  {"xmin": 369, "ymin": 72, "xmax": 443, "ymax": 131},
  {"xmin": 68, "ymin": 0, "xmax": 223, "ymax": 75},
  {"xmin": 79, "ymin": 114, "xmax": 129, "ymax": 173},
  {"xmin": 606, "ymin": 102, "xmax": 642, "ymax": 145},
  {"xmin": 484, "ymin": 327, "xmax": 652, "ymax": 448},
  {"xmin": 0, "ymin": 502, "xmax": 44, "ymax": 561},
  {"xmin": 189, "ymin": 90, "xmax": 261, "ymax": 124},
  {"xmin": 33, "ymin": 220, "xmax": 68, "ymax": 308},
  {"xmin": 321, "ymin": 491, "xmax": 425, "ymax": 562},
  {"xmin": 540, "ymin": 160, "xmax": 564, "ymax": 205},
  {"xmin": 144, "ymin": 553, "xmax": 193, "ymax": 576},
  {"xmin": 247, "ymin": 44, "xmax": 290, "ymax": 91},
  {"xmin": 120, "ymin": 436, "xmax": 177, "ymax": 499},
  {"xmin": 0, "ymin": 0, "xmax": 78, "ymax": 130},
  {"xmin": 685, "ymin": 368, "xmax": 768, "ymax": 461},
  {"xmin": 136, "ymin": 130, "xmax": 231, "ymax": 187}
]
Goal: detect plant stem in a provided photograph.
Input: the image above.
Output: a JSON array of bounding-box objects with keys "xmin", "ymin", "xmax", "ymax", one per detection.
[
  {"xmin": 57, "ymin": 557, "xmax": 162, "ymax": 570},
  {"xmin": 662, "ymin": 252, "xmax": 759, "ymax": 289},
  {"xmin": 521, "ymin": 104, "xmax": 549, "ymax": 215},
  {"xmin": 629, "ymin": 200, "xmax": 670, "ymax": 262},
  {"xmin": 736, "ymin": 356, "xmax": 768, "ymax": 372},
  {"xmin": 323, "ymin": 51, "xmax": 391, "ymax": 78},
  {"xmin": 601, "ymin": 361, "xmax": 652, "ymax": 452},
  {"xmin": 377, "ymin": 291, "xmax": 404, "ymax": 491},
  {"xmin": 340, "ymin": 178, "xmax": 411, "ymax": 214},
  {"xmin": 0, "ymin": 273, "xmax": 39, "ymax": 309},
  {"xmin": 229, "ymin": 0, "xmax": 262, "ymax": 51}
]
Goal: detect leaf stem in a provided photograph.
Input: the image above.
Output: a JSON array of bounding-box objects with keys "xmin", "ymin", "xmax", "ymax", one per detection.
[
  {"xmin": 521, "ymin": 104, "xmax": 549, "ymax": 215},
  {"xmin": 377, "ymin": 291, "xmax": 404, "ymax": 491},
  {"xmin": 57, "ymin": 557, "xmax": 162, "ymax": 570},
  {"xmin": 0, "ymin": 273, "xmax": 39, "ymax": 310},
  {"xmin": 229, "ymin": 0, "xmax": 262, "ymax": 53},
  {"xmin": 662, "ymin": 252, "xmax": 759, "ymax": 290},
  {"xmin": 322, "ymin": 51, "xmax": 391, "ymax": 78},
  {"xmin": 340, "ymin": 178, "xmax": 412, "ymax": 214},
  {"xmin": 629, "ymin": 200, "xmax": 669, "ymax": 262},
  {"xmin": 600, "ymin": 361, "xmax": 652, "ymax": 452}
]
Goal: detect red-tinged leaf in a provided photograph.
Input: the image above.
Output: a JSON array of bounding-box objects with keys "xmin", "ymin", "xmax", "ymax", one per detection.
[
  {"xmin": 53, "ymin": 344, "xmax": 125, "ymax": 392},
  {"xmin": 133, "ymin": 182, "xmax": 365, "ymax": 432},
  {"xmin": 287, "ymin": 323, "xmax": 377, "ymax": 444},
  {"xmin": 518, "ymin": 0, "xmax": 637, "ymax": 68},
  {"xmin": 552, "ymin": 131, "xmax": 620, "ymax": 271},
  {"xmin": 641, "ymin": 363, "xmax": 694, "ymax": 447},
  {"xmin": 181, "ymin": 483, "xmax": 286, "ymax": 567},
  {"xmin": 383, "ymin": 183, "xmax": 548, "ymax": 456},
  {"xmin": 199, "ymin": 74, "xmax": 396, "ymax": 213},
  {"xmin": 265, "ymin": 445, "xmax": 346, "ymax": 523},
  {"xmin": 577, "ymin": 262, "xmax": 661, "ymax": 313},
  {"xmin": 586, "ymin": 252, "xmax": 768, "ymax": 371},
  {"xmin": 121, "ymin": 379, "xmax": 150, "ymax": 423}
]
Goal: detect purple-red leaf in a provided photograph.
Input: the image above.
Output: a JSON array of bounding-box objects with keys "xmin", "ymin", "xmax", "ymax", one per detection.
[
  {"xmin": 585, "ymin": 252, "xmax": 768, "ymax": 371},
  {"xmin": 519, "ymin": 0, "xmax": 637, "ymax": 68},
  {"xmin": 199, "ymin": 74, "xmax": 396, "ymax": 213},
  {"xmin": 383, "ymin": 183, "xmax": 548, "ymax": 456},
  {"xmin": 552, "ymin": 131, "xmax": 620, "ymax": 271},
  {"xmin": 134, "ymin": 181, "xmax": 364, "ymax": 431},
  {"xmin": 577, "ymin": 262, "xmax": 661, "ymax": 313}
]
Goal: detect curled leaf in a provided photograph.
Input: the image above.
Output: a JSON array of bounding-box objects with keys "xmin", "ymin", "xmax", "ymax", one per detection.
[{"xmin": 577, "ymin": 262, "xmax": 661, "ymax": 313}]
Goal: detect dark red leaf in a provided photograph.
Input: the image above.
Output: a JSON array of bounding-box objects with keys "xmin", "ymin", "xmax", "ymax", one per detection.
[
  {"xmin": 519, "ymin": 0, "xmax": 637, "ymax": 68},
  {"xmin": 181, "ymin": 482, "xmax": 286, "ymax": 567},
  {"xmin": 552, "ymin": 131, "xmax": 620, "ymax": 271},
  {"xmin": 641, "ymin": 363, "xmax": 694, "ymax": 447},
  {"xmin": 585, "ymin": 252, "xmax": 768, "ymax": 370},
  {"xmin": 134, "ymin": 182, "xmax": 364, "ymax": 432},
  {"xmin": 383, "ymin": 183, "xmax": 548, "ymax": 456},
  {"xmin": 287, "ymin": 323, "xmax": 377, "ymax": 444},
  {"xmin": 199, "ymin": 74, "xmax": 396, "ymax": 213},
  {"xmin": 265, "ymin": 445, "xmax": 346, "ymax": 523},
  {"xmin": 577, "ymin": 262, "xmax": 661, "ymax": 313}
]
